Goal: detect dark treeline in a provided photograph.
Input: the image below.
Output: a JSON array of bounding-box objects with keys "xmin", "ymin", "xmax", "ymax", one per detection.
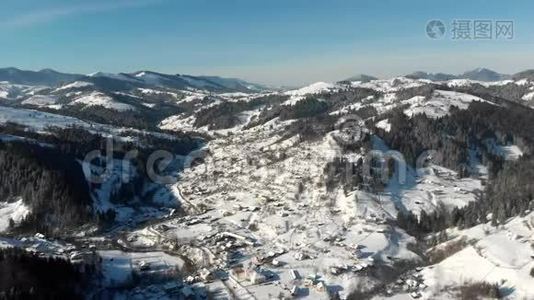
[
  {"xmin": 399, "ymin": 154, "xmax": 534, "ymax": 237},
  {"xmin": 0, "ymin": 247, "xmax": 94, "ymax": 300},
  {"xmin": 245, "ymin": 87, "xmax": 379, "ymax": 129},
  {"xmin": 194, "ymin": 100, "xmax": 257, "ymax": 130},
  {"xmin": 195, "ymin": 94, "xmax": 288, "ymax": 130},
  {"xmin": 388, "ymin": 101, "xmax": 534, "ymax": 235},
  {"xmin": 39, "ymin": 105, "xmax": 149, "ymax": 129},
  {"xmin": 321, "ymin": 87, "xmax": 380, "ymax": 111},
  {"xmin": 0, "ymin": 123, "xmax": 201, "ymax": 159},
  {"xmin": 0, "ymin": 124, "xmax": 202, "ymax": 233},
  {"xmin": 282, "ymin": 114, "xmax": 336, "ymax": 143},
  {"xmin": 278, "ymin": 97, "xmax": 329, "ymax": 120},
  {"xmin": 37, "ymin": 94, "xmax": 184, "ymax": 130},
  {"xmin": 322, "ymin": 130, "xmax": 387, "ymax": 194},
  {"xmin": 379, "ymin": 107, "xmax": 469, "ymax": 175},
  {"xmin": 448, "ymin": 82, "xmax": 532, "ymax": 106},
  {"xmin": 380, "ymin": 100, "xmax": 534, "ymax": 175},
  {"xmin": 0, "ymin": 141, "xmax": 92, "ymax": 234}
]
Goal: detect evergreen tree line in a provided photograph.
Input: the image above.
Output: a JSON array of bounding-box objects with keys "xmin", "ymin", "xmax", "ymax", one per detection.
[
  {"xmin": 0, "ymin": 123, "xmax": 201, "ymax": 160},
  {"xmin": 0, "ymin": 124, "xmax": 202, "ymax": 233},
  {"xmin": 35, "ymin": 91, "xmax": 185, "ymax": 131},
  {"xmin": 0, "ymin": 247, "xmax": 94, "ymax": 300},
  {"xmin": 245, "ymin": 87, "xmax": 379, "ymax": 129},
  {"xmin": 194, "ymin": 94, "xmax": 288, "ymax": 130},
  {"xmin": 380, "ymin": 101, "xmax": 534, "ymax": 175},
  {"xmin": 0, "ymin": 141, "xmax": 92, "ymax": 234},
  {"xmin": 398, "ymin": 154, "xmax": 534, "ymax": 236},
  {"xmin": 388, "ymin": 101, "xmax": 534, "ymax": 235},
  {"xmin": 448, "ymin": 81, "xmax": 532, "ymax": 106}
]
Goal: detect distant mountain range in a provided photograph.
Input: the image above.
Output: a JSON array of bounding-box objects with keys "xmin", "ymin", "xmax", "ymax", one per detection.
[
  {"xmin": 0, "ymin": 67, "xmax": 82, "ymax": 86},
  {"xmin": 339, "ymin": 74, "xmax": 378, "ymax": 83},
  {"xmin": 4, "ymin": 67, "xmax": 534, "ymax": 95},
  {"xmin": 405, "ymin": 68, "xmax": 511, "ymax": 82},
  {"xmin": 0, "ymin": 67, "xmax": 267, "ymax": 93},
  {"xmin": 512, "ymin": 69, "xmax": 534, "ymax": 81},
  {"xmin": 340, "ymin": 68, "xmax": 534, "ymax": 83}
]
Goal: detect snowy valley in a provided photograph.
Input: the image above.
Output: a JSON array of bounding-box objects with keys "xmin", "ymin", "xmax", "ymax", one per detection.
[{"xmin": 1, "ymin": 67, "xmax": 534, "ymax": 300}]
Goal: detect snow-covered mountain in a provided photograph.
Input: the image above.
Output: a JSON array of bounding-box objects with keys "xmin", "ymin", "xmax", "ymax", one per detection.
[
  {"xmin": 156, "ymin": 74, "xmax": 534, "ymax": 299},
  {"xmin": 1, "ymin": 68, "xmax": 534, "ymax": 299},
  {"xmin": 0, "ymin": 67, "xmax": 267, "ymax": 93},
  {"xmin": 460, "ymin": 67, "xmax": 510, "ymax": 81},
  {"xmin": 406, "ymin": 68, "xmax": 510, "ymax": 82},
  {"xmin": 406, "ymin": 71, "xmax": 458, "ymax": 81},
  {"xmin": 513, "ymin": 69, "xmax": 534, "ymax": 81},
  {"xmin": 90, "ymin": 70, "xmax": 268, "ymax": 93},
  {"xmin": 0, "ymin": 67, "xmax": 83, "ymax": 86},
  {"xmin": 340, "ymin": 74, "xmax": 378, "ymax": 83}
]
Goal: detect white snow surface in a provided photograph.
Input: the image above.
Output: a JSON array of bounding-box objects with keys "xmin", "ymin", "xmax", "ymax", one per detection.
[
  {"xmin": 71, "ymin": 91, "xmax": 135, "ymax": 111},
  {"xmin": 0, "ymin": 105, "xmax": 180, "ymax": 144},
  {"xmin": 497, "ymin": 145, "xmax": 523, "ymax": 160},
  {"xmin": 371, "ymin": 136, "xmax": 483, "ymax": 216},
  {"xmin": 134, "ymin": 71, "xmax": 165, "ymax": 85},
  {"xmin": 283, "ymin": 82, "xmax": 339, "ymax": 105},
  {"xmin": 285, "ymin": 82, "xmax": 337, "ymax": 97},
  {"xmin": 403, "ymin": 90, "xmax": 489, "ymax": 118},
  {"xmin": 21, "ymin": 95, "xmax": 58, "ymax": 107},
  {"xmin": 352, "ymin": 77, "xmax": 426, "ymax": 92},
  {"xmin": 446, "ymin": 79, "xmax": 514, "ymax": 87},
  {"xmin": 98, "ymin": 250, "xmax": 185, "ymax": 287},
  {"xmin": 55, "ymin": 81, "xmax": 93, "ymax": 91},
  {"xmin": 375, "ymin": 119, "xmax": 391, "ymax": 132},
  {"xmin": 521, "ymin": 91, "xmax": 534, "ymax": 101},
  {"xmin": 172, "ymin": 123, "xmax": 421, "ymax": 298},
  {"xmin": 420, "ymin": 213, "xmax": 534, "ymax": 299},
  {"xmin": 0, "ymin": 198, "xmax": 31, "ymax": 232},
  {"xmin": 0, "ymin": 82, "xmax": 48, "ymax": 100}
]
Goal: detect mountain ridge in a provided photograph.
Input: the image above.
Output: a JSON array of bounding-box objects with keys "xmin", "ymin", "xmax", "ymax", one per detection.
[
  {"xmin": 0, "ymin": 67, "xmax": 267, "ymax": 93},
  {"xmin": 405, "ymin": 67, "xmax": 511, "ymax": 82}
]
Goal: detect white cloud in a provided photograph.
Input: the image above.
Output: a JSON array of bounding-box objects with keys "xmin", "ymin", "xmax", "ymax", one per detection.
[{"xmin": 0, "ymin": 0, "xmax": 163, "ymax": 28}]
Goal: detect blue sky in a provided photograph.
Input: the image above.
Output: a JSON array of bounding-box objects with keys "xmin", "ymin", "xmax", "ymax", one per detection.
[{"xmin": 1, "ymin": 0, "xmax": 534, "ymax": 85}]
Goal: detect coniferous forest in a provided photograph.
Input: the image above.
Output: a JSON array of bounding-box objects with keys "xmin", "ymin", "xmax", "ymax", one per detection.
[{"xmin": 0, "ymin": 247, "xmax": 94, "ymax": 300}]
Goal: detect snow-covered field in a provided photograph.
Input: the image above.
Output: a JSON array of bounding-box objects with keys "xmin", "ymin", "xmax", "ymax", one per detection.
[
  {"xmin": 55, "ymin": 81, "xmax": 93, "ymax": 91},
  {"xmin": 21, "ymin": 94, "xmax": 59, "ymax": 107},
  {"xmin": 98, "ymin": 250, "xmax": 185, "ymax": 287},
  {"xmin": 71, "ymin": 91, "xmax": 135, "ymax": 111},
  {"xmin": 419, "ymin": 212, "xmax": 534, "ymax": 299},
  {"xmin": 0, "ymin": 82, "xmax": 49, "ymax": 100},
  {"xmin": 0, "ymin": 105, "xmax": 180, "ymax": 143},
  {"xmin": 0, "ymin": 198, "xmax": 30, "ymax": 232}
]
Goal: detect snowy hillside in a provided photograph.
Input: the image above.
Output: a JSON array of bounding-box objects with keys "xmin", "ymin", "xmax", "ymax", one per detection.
[
  {"xmin": 284, "ymin": 81, "xmax": 340, "ymax": 105},
  {"xmin": 71, "ymin": 91, "xmax": 135, "ymax": 111},
  {"xmin": 1, "ymin": 68, "xmax": 534, "ymax": 299}
]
